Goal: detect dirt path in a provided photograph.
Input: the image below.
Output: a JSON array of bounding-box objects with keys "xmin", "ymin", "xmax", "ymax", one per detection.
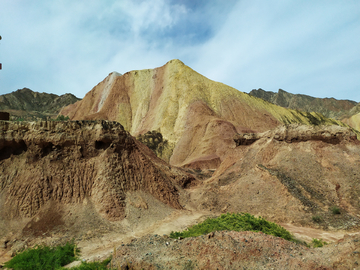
[
  {"xmin": 70, "ymin": 209, "xmax": 210, "ymax": 264},
  {"xmin": 281, "ymin": 223, "xmax": 360, "ymax": 243},
  {"xmin": 67, "ymin": 210, "xmax": 360, "ymax": 265}
]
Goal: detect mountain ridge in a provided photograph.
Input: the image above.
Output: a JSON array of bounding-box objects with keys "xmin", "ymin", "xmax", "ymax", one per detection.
[{"xmin": 249, "ymin": 88, "xmax": 358, "ymax": 119}]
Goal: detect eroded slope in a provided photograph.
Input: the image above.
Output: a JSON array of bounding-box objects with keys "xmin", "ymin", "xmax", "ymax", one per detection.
[{"xmin": 0, "ymin": 120, "xmax": 194, "ymax": 240}]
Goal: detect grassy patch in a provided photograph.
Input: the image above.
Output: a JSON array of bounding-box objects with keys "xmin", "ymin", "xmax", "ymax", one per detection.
[
  {"xmin": 330, "ymin": 206, "xmax": 341, "ymax": 215},
  {"xmin": 312, "ymin": 238, "xmax": 328, "ymax": 248},
  {"xmin": 4, "ymin": 241, "xmax": 112, "ymax": 270},
  {"xmin": 170, "ymin": 212, "xmax": 294, "ymax": 242},
  {"xmin": 4, "ymin": 241, "xmax": 78, "ymax": 270},
  {"xmin": 69, "ymin": 257, "xmax": 112, "ymax": 270},
  {"xmin": 53, "ymin": 115, "xmax": 70, "ymax": 121},
  {"xmin": 312, "ymin": 215, "xmax": 322, "ymax": 223}
]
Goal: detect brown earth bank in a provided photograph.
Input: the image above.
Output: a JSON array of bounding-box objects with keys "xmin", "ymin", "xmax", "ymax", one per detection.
[
  {"xmin": 111, "ymin": 231, "xmax": 360, "ymax": 269},
  {"xmin": 0, "ymin": 120, "xmax": 195, "ymax": 252}
]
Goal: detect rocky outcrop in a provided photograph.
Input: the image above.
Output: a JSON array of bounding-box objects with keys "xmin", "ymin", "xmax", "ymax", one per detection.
[
  {"xmin": 0, "ymin": 120, "xmax": 194, "ymax": 236},
  {"xmin": 60, "ymin": 60, "xmax": 347, "ymax": 169},
  {"xmin": 136, "ymin": 130, "xmax": 174, "ymax": 162},
  {"xmin": 234, "ymin": 124, "xmax": 358, "ymax": 146},
  {"xmin": 250, "ymin": 88, "xmax": 357, "ymax": 119}
]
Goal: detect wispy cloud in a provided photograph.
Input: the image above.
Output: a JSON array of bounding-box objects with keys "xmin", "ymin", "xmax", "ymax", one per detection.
[{"xmin": 0, "ymin": 0, "xmax": 359, "ymax": 102}]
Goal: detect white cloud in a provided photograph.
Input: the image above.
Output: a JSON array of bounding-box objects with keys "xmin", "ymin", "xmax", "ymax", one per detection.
[
  {"xmin": 0, "ymin": 0, "xmax": 359, "ymax": 102},
  {"xmin": 189, "ymin": 1, "xmax": 360, "ymax": 101}
]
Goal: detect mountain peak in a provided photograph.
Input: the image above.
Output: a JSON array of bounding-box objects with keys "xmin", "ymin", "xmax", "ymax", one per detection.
[{"xmin": 166, "ymin": 59, "xmax": 185, "ymax": 66}]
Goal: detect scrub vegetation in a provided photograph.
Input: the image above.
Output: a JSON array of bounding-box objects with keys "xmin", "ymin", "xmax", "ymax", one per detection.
[{"xmin": 170, "ymin": 212, "xmax": 294, "ymax": 242}]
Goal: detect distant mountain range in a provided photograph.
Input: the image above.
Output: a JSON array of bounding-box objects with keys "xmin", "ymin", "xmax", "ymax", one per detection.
[
  {"xmin": 0, "ymin": 88, "xmax": 80, "ymax": 120},
  {"xmin": 249, "ymin": 88, "xmax": 359, "ymax": 119}
]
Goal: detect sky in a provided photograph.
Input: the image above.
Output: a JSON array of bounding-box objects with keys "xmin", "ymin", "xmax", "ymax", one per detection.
[{"xmin": 0, "ymin": 0, "xmax": 359, "ymax": 102}]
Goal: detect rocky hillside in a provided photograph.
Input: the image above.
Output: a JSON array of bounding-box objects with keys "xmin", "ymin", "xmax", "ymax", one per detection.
[
  {"xmin": 188, "ymin": 124, "xmax": 360, "ymax": 230},
  {"xmin": 249, "ymin": 88, "xmax": 358, "ymax": 119},
  {"xmin": 0, "ymin": 120, "xmax": 194, "ymax": 241},
  {"xmin": 60, "ymin": 60, "xmax": 349, "ymax": 169},
  {"xmin": 0, "ymin": 88, "xmax": 80, "ymax": 120}
]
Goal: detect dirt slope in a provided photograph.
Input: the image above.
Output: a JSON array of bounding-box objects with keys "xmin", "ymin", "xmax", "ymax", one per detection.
[
  {"xmin": 111, "ymin": 231, "xmax": 360, "ymax": 269},
  {"xmin": 60, "ymin": 60, "xmax": 347, "ymax": 169},
  {"xmin": 187, "ymin": 124, "xmax": 360, "ymax": 230}
]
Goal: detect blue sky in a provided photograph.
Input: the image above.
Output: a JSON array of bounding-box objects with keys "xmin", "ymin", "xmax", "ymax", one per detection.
[{"xmin": 0, "ymin": 0, "xmax": 359, "ymax": 102}]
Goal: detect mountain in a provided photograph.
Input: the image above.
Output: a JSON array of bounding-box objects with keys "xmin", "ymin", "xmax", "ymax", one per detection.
[
  {"xmin": 60, "ymin": 59, "xmax": 349, "ymax": 169},
  {"xmin": 0, "ymin": 88, "xmax": 80, "ymax": 120},
  {"xmin": 249, "ymin": 88, "xmax": 358, "ymax": 119}
]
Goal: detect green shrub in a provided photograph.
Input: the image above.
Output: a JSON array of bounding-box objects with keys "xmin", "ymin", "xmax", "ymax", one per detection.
[
  {"xmin": 4, "ymin": 241, "xmax": 78, "ymax": 270},
  {"xmin": 312, "ymin": 238, "xmax": 328, "ymax": 248},
  {"xmin": 53, "ymin": 115, "xmax": 70, "ymax": 121},
  {"xmin": 312, "ymin": 215, "xmax": 322, "ymax": 223},
  {"xmin": 170, "ymin": 212, "xmax": 294, "ymax": 242},
  {"xmin": 330, "ymin": 206, "xmax": 341, "ymax": 215},
  {"xmin": 69, "ymin": 257, "xmax": 112, "ymax": 270}
]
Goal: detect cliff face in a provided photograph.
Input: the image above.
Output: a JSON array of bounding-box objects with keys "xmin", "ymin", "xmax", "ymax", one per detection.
[
  {"xmin": 60, "ymin": 60, "xmax": 347, "ymax": 169},
  {"xmin": 0, "ymin": 120, "xmax": 193, "ymax": 237},
  {"xmin": 0, "ymin": 88, "xmax": 80, "ymax": 120},
  {"xmin": 249, "ymin": 88, "xmax": 358, "ymax": 120}
]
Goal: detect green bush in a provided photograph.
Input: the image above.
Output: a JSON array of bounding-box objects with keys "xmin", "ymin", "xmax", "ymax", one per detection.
[
  {"xmin": 69, "ymin": 257, "xmax": 112, "ymax": 270},
  {"xmin": 312, "ymin": 238, "xmax": 328, "ymax": 248},
  {"xmin": 53, "ymin": 115, "xmax": 70, "ymax": 121},
  {"xmin": 312, "ymin": 215, "xmax": 322, "ymax": 223},
  {"xmin": 170, "ymin": 212, "xmax": 294, "ymax": 242},
  {"xmin": 4, "ymin": 241, "xmax": 78, "ymax": 270},
  {"xmin": 330, "ymin": 206, "xmax": 341, "ymax": 215}
]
